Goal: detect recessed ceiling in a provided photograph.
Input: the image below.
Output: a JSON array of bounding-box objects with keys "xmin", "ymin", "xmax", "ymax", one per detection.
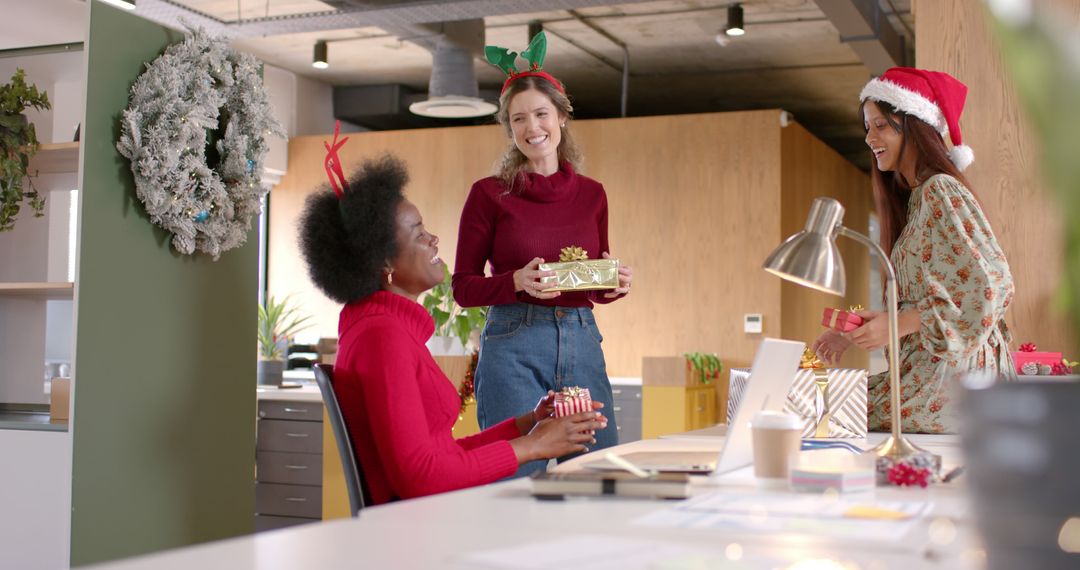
[{"xmin": 5, "ymin": 0, "xmax": 915, "ymax": 170}]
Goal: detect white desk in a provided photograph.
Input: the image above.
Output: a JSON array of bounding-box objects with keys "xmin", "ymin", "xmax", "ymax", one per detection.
[{"xmin": 87, "ymin": 432, "xmax": 978, "ymax": 570}]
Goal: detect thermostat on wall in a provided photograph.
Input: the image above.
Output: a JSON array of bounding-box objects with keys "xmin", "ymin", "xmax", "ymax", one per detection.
[{"xmin": 744, "ymin": 314, "xmax": 763, "ymax": 334}]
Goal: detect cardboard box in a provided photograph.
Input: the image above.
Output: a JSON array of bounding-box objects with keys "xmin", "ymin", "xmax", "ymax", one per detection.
[{"xmin": 50, "ymin": 377, "xmax": 71, "ymax": 422}]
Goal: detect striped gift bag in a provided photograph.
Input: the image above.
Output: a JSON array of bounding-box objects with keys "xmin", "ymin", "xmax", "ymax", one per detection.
[
  {"xmin": 728, "ymin": 368, "xmax": 868, "ymax": 438},
  {"xmin": 553, "ymin": 387, "xmax": 592, "ymax": 417}
]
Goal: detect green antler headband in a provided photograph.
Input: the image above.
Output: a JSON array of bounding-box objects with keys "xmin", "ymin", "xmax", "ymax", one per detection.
[{"xmin": 484, "ymin": 31, "xmax": 565, "ymax": 95}]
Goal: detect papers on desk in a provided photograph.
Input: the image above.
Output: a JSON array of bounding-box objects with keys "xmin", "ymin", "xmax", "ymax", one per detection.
[{"xmin": 634, "ymin": 490, "xmax": 932, "ymax": 543}]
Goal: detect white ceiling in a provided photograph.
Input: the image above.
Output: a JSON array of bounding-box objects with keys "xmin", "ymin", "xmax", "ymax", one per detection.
[{"xmin": 1, "ymin": 0, "xmax": 916, "ymax": 169}]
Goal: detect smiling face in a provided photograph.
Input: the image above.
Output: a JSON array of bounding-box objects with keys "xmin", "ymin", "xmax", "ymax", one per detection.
[
  {"xmin": 507, "ymin": 87, "xmax": 565, "ymax": 174},
  {"xmin": 863, "ymin": 100, "xmax": 905, "ymax": 173},
  {"xmin": 385, "ymin": 200, "xmax": 444, "ymax": 300}
]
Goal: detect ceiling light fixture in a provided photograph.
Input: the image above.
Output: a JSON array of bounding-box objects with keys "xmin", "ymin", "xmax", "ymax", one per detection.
[
  {"xmin": 100, "ymin": 0, "xmax": 136, "ymax": 10},
  {"xmin": 312, "ymin": 40, "xmax": 329, "ymax": 69},
  {"xmin": 726, "ymin": 3, "xmax": 745, "ymax": 37}
]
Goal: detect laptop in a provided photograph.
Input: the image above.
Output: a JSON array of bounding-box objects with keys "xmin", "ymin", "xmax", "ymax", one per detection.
[{"xmin": 583, "ymin": 338, "xmax": 805, "ymax": 475}]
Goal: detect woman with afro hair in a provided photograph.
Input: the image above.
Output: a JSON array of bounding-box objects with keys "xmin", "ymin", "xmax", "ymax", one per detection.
[{"xmin": 298, "ymin": 154, "xmax": 608, "ymax": 505}]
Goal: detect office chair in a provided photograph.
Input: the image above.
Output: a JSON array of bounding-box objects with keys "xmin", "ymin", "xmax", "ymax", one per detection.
[{"xmin": 313, "ymin": 363, "xmax": 371, "ymax": 516}]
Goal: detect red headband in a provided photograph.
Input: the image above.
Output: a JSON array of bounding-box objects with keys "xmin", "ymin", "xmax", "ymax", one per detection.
[{"xmin": 500, "ymin": 70, "xmax": 565, "ymax": 95}]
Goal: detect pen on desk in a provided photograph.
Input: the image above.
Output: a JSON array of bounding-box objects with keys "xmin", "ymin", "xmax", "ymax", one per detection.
[
  {"xmin": 603, "ymin": 452, "xmax": 652, "ymax": 478},
  {"xmin": 942, "ymin": 465, "xmax": 966, "ymax": 483}
]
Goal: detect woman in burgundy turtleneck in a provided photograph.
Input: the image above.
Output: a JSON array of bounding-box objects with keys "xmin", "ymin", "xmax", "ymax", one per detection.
[{"xmin": 454, "ymin": 41, "xmax": 634, "ymax": 478}]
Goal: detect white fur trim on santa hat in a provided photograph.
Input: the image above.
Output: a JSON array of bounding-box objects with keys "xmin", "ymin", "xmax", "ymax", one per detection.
[
  {"xmin": 860, "ymin": 78, "xmax": 949, "ymax": 137},
  {"xmin": 949, "ymin": 144, "xmax": 974, "ymax": 171}
]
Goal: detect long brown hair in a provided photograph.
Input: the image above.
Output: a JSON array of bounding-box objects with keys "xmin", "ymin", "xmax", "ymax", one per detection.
[
  {"xmin": 493, "ymin": 76, "xmax": 584, "ymax": 192},
  {"xmin": 861, "ymin": 100, "xmax": 972, "ymax": 258}
]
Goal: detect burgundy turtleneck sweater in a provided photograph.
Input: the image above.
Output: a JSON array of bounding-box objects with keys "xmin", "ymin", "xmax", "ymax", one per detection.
[
  {"xmin": 335, "ymin": 291, "xmax": 520, "ymax": 505},
  {"xmin": 452, "ymin": 162, "xmax": 624, "ymax": 308}
]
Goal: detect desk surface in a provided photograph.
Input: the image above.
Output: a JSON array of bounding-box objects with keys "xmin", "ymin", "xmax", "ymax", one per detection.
[{"xmin": 88, "ymin": 432, "xmax": 977, "ymax": 570}]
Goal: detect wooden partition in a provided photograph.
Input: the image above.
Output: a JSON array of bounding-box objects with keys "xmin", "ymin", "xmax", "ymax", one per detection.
[
  {"xmin": 268, "ymin": 110, "xmax": 869, "ymax": 378},
  {"xmin": 915, "ymin": 0, "xmax": 1079, "ymax": 353}
]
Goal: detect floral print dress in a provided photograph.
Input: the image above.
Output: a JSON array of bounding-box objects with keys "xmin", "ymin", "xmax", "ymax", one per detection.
[{"xmin": 867, "ymin": 174, "xmax": 1015, "ymax": 434}]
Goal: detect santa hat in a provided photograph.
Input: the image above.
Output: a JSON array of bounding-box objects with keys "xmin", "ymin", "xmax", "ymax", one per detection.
[{"xmin": 859, "ymin": 67, "xmax": 974, "ymax": 171}]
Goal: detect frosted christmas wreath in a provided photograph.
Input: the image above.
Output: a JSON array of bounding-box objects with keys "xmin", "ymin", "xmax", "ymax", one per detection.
[{"xmin": 117, "ymin": 29, "xmax": 284, "ymax": 259}]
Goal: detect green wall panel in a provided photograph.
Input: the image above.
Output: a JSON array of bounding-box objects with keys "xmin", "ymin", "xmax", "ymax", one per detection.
[{"xmin": 70, "ymin": 2, "xmax": 256, "ymax": 565}]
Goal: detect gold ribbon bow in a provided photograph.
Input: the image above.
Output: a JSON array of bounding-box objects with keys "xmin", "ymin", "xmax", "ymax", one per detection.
[
  {"xmin": 800, "ymin": 347, "xmax": 825, "ymax": 369},
  {"xmin": 559, "ymin": 246, "xmax": 589, "ymax": 262}
]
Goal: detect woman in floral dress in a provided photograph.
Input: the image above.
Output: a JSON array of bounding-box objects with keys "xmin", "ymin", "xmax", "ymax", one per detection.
[{"xmin": 812, "ymin": 67, "xmax": 1015, "ymax": 434}]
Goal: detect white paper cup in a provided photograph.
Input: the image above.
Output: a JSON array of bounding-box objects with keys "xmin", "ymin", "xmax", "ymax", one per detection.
[{"xmin": 751, "ymin": 411, "xmax": 802, "ymax": 488}]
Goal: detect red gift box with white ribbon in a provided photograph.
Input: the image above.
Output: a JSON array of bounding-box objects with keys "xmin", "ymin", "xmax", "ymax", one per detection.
[
  {"xmin": 553, "ymin": 387, "xmax": 592, "ymax": 417},
  {"xmin": 822, "ymin": 308, "xmax": 864, "ymax": 332}
]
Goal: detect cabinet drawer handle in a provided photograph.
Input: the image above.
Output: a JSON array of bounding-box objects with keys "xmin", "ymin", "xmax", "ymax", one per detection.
[
  {"xmin": 283, "ymin": 408, "xmax": 309, "ymax": 413},
  {"xmin": 696, "ymin": 407, "xmax": 705, "ymax": 412},
  {"xmin": 284, "ymin": 497, "xmax": 307, "ymax": 502},
  {"xmin": 613, "ymin": 406, "xmax": 622, "ymax": 412},
  {"xmin": 285, "ymin": 465, "xmax": 309, "ymax": 470},
  {"xmin": 612, "ymin": 389, "xmax": 623, "ymax": 395},
  {"xmin": 635, "ymin": 392, "xmax": 641, "ymax": 399},
  {"xmin": 285, "ymin": 433, "xmax": 310, "ymax": 438}
]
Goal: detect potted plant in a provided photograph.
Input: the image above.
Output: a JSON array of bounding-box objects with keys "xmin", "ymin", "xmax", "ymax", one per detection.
[
  {"xmin": 421, "ymin": 266, "xmax": 487, "ymax": 355},
  {"xmin": 257, "ymin": 295, "xmax": 313, "ymax": 386},
  {"xmin": 0, "ymin": 68, "xmax": 51, "ymax": 232}
]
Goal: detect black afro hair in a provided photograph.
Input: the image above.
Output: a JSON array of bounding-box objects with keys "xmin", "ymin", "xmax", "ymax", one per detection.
[{"xmin": 297, "ymin": 154, "xmax": 409, "ymax": 304}]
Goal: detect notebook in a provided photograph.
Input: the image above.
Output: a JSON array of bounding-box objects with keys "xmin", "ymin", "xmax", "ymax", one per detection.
[
  {"xmin": 583, "ymin": 338, "xmax": 806, "ymax": 475},
  {"xmin": 530, "ymin": 471, "xmax": 691, "ymax": 499}
]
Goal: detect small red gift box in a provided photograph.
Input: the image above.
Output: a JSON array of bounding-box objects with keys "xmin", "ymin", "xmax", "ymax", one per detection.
[
  {"xmin": 1012, "ymin": 351, "xmax": 1062, "ymax": 374},
  {"xmin": 822, "ymin": 308, "xmax": 864, "ymax": 332},
  {"xmin": 553, "ymin": 387, "xmax": 592, "ymax": 417}
]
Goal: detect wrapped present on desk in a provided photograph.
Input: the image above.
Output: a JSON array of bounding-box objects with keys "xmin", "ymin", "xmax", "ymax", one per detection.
[
  {"xmin": 729, "ymin": 367, "xmax": 868, "ymax": 438},
  {"xmin": 1012, "ymin": 342, "xmax": 1064, "ymax": 375},
  {"xmin": 822, "ymin": 306, "xmax": 864, "ymax": 332},
  {"xmin": 554, "ymin": 386, "xmax": 592, "ymax": 417},
  {"xmin": 539, "ymin": 246, "xmax": 619, "ymax": 292}
]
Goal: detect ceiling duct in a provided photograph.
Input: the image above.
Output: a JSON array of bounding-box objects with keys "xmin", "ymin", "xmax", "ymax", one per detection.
[{"xmin": 408, "ymin": 19, "xmax": 497, "ymax": 118}]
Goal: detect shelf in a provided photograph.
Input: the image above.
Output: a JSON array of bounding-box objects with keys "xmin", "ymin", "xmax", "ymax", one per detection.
[
  {"xmin": 0, "ymin": 409, "xmax": 67, "ymax": 432},
  {"xmin": 0, "ymin": 282, "xmax": 74, "ymax": 299},
  {"xmin": 28, "ymin": 142, "xmax": 79, "ymax": 175}
]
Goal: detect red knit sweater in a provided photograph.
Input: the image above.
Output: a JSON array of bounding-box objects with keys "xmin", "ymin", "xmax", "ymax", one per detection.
[
  {"xmin": 335, "ymin": 291, "xmax": 520, "ymax": 504},
  {"xmin": 452, "ymin": 162, "xmax": 623, "ymax": 308}
]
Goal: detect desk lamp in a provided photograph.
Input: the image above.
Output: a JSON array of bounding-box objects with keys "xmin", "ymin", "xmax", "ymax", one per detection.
[{"xmin": 763, "ymin": 196, "xmax": 936, "ymax": 464}]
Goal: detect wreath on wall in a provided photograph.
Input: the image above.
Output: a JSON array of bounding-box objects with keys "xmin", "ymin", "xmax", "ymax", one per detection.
[{"xmin": 117, "ymin": 28, "xmax": 284, "ymax": 259}]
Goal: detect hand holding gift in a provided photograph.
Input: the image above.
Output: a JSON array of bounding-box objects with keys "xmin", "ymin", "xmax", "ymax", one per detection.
[
  {"xmin": 537, "ymin": 246, "xmax": 621, "ymax": 292},
  {"xmin": 601, "ymin": 251, "xmax": 634, "ymax": 298},
  {"xmin": 514, "ymin": 257, "xmax": 561, "ymax": 300},
  {"xmin": 844, "ymin": 309, "xmax": 891, "ymax": 351}
]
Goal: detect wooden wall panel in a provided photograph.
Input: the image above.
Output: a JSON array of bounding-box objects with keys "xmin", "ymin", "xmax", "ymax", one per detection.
[
  {"xmin": 915, "ymin": 0, "xmax": 1078, "ymax": 354},
  {"xmin": 780, "ymin": 122, "xmax": 871, "ymax": 370},
  {"xmin": 268, "ymin": 110, "xmax": 853, "ymax": 378}
]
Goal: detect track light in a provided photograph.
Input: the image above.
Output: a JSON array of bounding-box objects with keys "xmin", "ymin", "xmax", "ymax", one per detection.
[
  {"xmin": 726, "ymin": 3, "xmax": 745, "ymax": 37},
  {"xmin": 100, "ymin": 0, "xmax": 136, "ymax": 10},
  {"xmin": 312, "ymin": 40, "xmax": 329, "ymax": 69}
]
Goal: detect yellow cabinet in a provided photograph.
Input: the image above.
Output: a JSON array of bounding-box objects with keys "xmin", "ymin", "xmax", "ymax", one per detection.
[{"xmin": 641, "ymin": 357, "xmax": 724, "ymax": 439}]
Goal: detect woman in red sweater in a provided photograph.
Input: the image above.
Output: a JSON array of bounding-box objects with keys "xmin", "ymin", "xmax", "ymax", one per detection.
[
  {"xmin": 454, "ymin": 32, "xmax": 633, "ymax": 478},
  {"xmin": 298, "ymin": 154, "xmax": 607, "ymax": 505}
]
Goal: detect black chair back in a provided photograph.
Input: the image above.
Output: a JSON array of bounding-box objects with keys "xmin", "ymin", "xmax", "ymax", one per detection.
[{"xmin": 313, "ymin": 363, "xmax": 371, "ymax": 516}]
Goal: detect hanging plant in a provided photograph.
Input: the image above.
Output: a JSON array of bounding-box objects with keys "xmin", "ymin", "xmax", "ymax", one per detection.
[
  {"xmin": 117, "ymin": 28, "xmax": 284, "ymax": 259},
  {"xmin": 0, "ymin": 69, "xmax": 51, "ymax": 232}
]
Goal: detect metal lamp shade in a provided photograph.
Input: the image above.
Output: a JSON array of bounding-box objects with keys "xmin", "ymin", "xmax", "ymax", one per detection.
[{"xmin": 763, "ymin": 231, "xmax": 846, "ymax": 296}]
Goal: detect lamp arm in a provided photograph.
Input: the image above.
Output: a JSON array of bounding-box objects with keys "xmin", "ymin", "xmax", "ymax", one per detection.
[{"xmin": 837, "ymin": 226, "xmax": 904, "ymax": 445}]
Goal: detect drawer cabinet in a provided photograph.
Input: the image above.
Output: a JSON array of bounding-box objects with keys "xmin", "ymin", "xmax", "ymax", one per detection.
[
  {"xmin": 255, "ymin": 398, "xmax": 324, "ymax": 530},
  {"xmin": 611, "ymin": 384, "xmax": 642, "ymax": 443}
]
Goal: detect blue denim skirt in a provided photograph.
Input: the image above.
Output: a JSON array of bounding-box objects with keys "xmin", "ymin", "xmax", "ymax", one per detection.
[{"xmin": 475, "ymin": 302, "xmax": 619, "ymax": 478}]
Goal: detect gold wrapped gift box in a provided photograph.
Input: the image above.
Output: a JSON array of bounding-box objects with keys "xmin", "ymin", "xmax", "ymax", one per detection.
[{"xmin": 538, "ymin": 258, "xmax": 620, "ymax": 292}]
